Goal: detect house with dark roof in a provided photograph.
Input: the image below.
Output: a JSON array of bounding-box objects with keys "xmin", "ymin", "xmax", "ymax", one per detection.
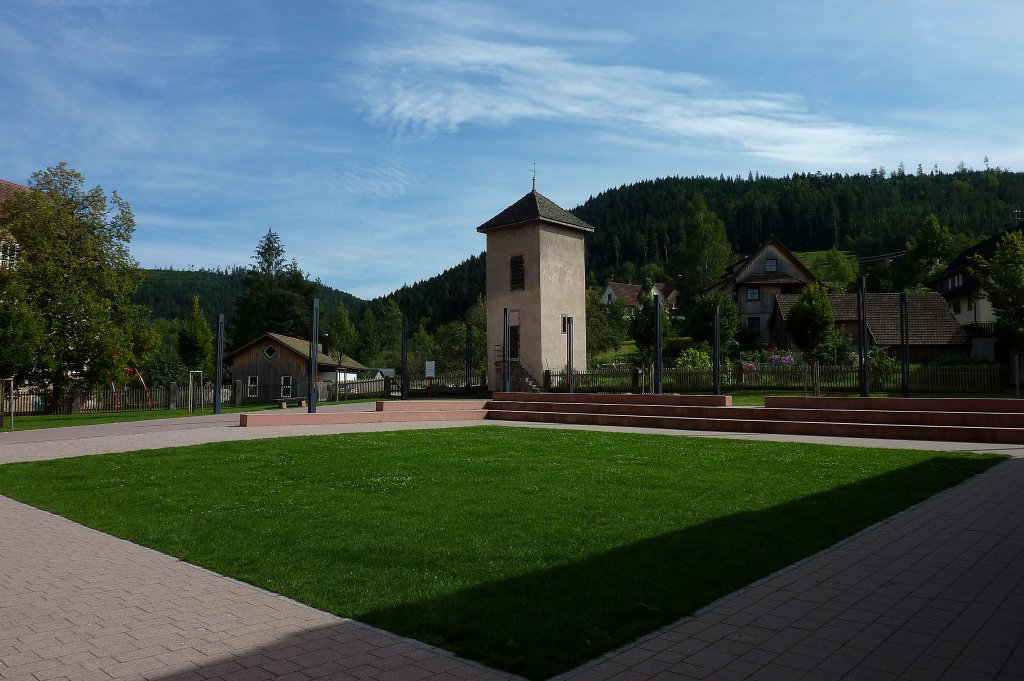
[
  {"xmin": 0, "ymin": 178, "xmax": 29, "ymax": 270},
  {"xmin": 224, "ymin": 332, "xmax": 367, "ymax": 402},
  {"xmin": 927, "ymin": 224, "xmax": 1023, "ymax": 360},
  {"xmin": 601, "ymin": 280, "xmax": 678, "ymax": 314},
  {"xmin": 708, "ymin": 236, "xmax": 817, "ymax": 344},
  {"xmin": 773, "ymin": 292, "xmax": 969, "ymax": 362},
  {"xmin": 477, "ymin": 189, "xmax": 594, "ymax": 388}
]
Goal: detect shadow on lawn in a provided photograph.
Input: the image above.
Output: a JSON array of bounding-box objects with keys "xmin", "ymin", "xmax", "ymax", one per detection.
[
  {"xmin": 358, "ymin": 455, "xmax": 1002, "ymax": 679},
  {"xmin": 148, "ymin": 454, "xmax": 1003, "ymax": 681}
]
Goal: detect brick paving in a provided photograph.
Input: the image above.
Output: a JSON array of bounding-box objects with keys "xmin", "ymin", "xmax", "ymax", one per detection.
[
  {"xmin": 0, "ymin": 495, "xmax": 518, "ymax": 681},
  {"xmin": 561, "ymin": 457, "xmax": 1024, "ymax": 681},
  {"xmin": 1, "ymin": 415, "xmax": 1023, "ymax": 680}
]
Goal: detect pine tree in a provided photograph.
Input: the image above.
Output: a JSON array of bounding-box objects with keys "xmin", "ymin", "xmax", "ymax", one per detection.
[{"xmin": 178, "ymin": 295, "xmax": 213, "ymax": 370}]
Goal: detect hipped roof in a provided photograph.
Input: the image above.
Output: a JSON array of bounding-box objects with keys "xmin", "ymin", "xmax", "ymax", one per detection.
[{"xmin": 476, "ymin": 190, "xmax": 594, "ymax": 234}]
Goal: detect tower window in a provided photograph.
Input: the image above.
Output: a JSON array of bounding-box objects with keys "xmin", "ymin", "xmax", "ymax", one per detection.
[{"xmin": 510, "ymin": 255, "xmax": 525, "ymax": 290}]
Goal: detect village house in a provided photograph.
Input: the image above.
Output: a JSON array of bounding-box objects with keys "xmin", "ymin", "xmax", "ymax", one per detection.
[
  {"xmin": 708, "ymin": 236, "xmax": 817, "ymax": 344},
  {"xmin": 928, "ymin": 223, "xmax": 1022, "ymax": 360},
  {"xmin": 601, "ymin": 280, "xmax": 678, "ymax": 315},
  {"xmin": 224, "ymin": 332, "xmax": 366, "ymax": 402},
  {"xmin": 0, "ymin": 178, "xmax": 28, "ymax": 270},
  {"xmin": 773, "ymin": 292, "xmax": 970, "ymax": 362}
]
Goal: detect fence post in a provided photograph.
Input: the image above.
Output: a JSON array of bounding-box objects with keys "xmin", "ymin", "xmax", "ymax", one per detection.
[{"xmin": 233, "ymin": 380, "xmax": 242, "ymax": 406}]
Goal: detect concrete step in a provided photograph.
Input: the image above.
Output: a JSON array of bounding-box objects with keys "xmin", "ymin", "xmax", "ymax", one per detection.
[
  {"xmin": 766, "ymin": 396, "xmax": 1024, "ymax": 413},
  {"xmin": 485, "ymin": 408, "xmax": 1024, "ymax": 444},
  {"xmin": 491, "ymin": 391, "xmax": 732, "ymax": 407},
  {"xmin": 486, "ymin": 400, "xmax": 1024, "ymax": 429}
]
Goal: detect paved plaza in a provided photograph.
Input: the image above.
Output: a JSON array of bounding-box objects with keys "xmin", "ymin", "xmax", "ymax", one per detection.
[{"xmin": 1, "ymin": 411, "xmax": 1022, "ymax": 680}]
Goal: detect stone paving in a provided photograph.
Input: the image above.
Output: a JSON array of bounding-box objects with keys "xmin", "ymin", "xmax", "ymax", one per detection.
[{"xmin": 1, "ymin": 414, "xmax": 1023, "ymax": 680}]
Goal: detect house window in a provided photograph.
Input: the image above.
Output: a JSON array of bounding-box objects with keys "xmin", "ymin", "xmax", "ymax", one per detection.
[
  {"xmin": 0, "ymin": 240, "xmax": 18, "ymax": 271},
  {"xmin": 510, "ymin": 255, "xmax": 525, "ymax": 290},
  {"xmin": 264, "ymin": 345, "xmax": 277, "ymax": 359},
  {"xmin": 747, "ymin": 316, "xmax": 760, "ymax": 331},
  {"xmin": 949, "ymin": 273, "xmax": 963, "ymax": 289},
  {"xmin": 765, "ymin": 258, "xmax": 778, "ymax": 273},
  {"xmin": 561, "ymin": 315, "xmax": 571, "ymax": 334},
  {"xmin": 280, "ymin": 375, "xmax": 292, "ymax": 398},
  {"xmin": 952, "ymin": 301, "xmax": 961, "ymax": 315},
  {"xmin": 508, "ymin": 324, "xmax": 520, "ymax": 358},
  {"xmin": 606, "ymin": 293, "xmax": 613, "ymax": 303},
  {"xmin": 247, "ymin": 376, "xmax": 259, "ymax": 398},
  {"xmin": 747, "ymin": 287, "xmax": 761, "ymax": 301}
]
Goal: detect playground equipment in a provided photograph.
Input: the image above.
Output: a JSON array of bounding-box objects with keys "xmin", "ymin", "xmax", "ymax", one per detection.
[{"xmin": 111, "ymin": 368, "xmax": 153, "ymax": 410}]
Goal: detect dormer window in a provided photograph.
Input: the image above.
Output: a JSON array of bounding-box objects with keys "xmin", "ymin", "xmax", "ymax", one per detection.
[
  {"xmin": 765, "ymin": 258, "xmax": 778, "ymax": 273},
  {"xmin": 510, "ymin": 255, "xmax": 525, "ymax": 290}
]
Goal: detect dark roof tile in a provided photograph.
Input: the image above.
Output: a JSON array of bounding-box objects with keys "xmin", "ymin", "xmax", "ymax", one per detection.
[{"xmin": 476, "ymin": 190, "xmax": 594, "ymax": 234}]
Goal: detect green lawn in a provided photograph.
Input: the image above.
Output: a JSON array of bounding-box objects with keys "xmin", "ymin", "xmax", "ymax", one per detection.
[
  {"xmin": 0, "ymin": 427, "xmax": 1003, "ymax": 678},
  {"xmin": 0, "ymin": 397, "xmax": 385, "ymax": 431}
]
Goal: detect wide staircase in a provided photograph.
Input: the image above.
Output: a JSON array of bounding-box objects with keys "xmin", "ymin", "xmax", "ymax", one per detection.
[{"xmin": 485, "ymin": 392, "xmax": 1024, "ymax": 444}]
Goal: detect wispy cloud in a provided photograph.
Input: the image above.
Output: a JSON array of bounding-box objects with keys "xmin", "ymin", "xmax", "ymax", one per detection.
[{"xmin": 358, "ymin": 33, "xmax": 896, "ymax": 164}]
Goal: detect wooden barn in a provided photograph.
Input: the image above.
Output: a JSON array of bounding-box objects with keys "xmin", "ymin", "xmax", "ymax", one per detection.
[{"xmin": 225, "ymin": 332, "xmax": 346, "ymax": 402}]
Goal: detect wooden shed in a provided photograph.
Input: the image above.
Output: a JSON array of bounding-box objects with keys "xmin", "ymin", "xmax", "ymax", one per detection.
[{"xmin": 225, "ymin": 332, "xmax": 339, "ymax": 402}]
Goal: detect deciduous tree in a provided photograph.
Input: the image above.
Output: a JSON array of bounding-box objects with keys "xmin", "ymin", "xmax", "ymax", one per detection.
[
  {"xmin": 785, "ymin": 283, "xmax": 835, "ymax": 363},
  {"xmin": 178, "ymin": 295, "xmax": 213, "ymax": 370},
  {"xmin": 1, "ymin": 163, "xmax": 156, "ymax": 396}
]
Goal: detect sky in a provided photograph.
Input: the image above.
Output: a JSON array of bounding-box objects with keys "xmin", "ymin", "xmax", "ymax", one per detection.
[{"xmin": 2, "ymin": 1, "xmax": 1022, "ymax": 299}]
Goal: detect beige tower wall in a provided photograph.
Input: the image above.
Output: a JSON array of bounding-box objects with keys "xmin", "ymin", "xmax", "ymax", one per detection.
[{"xmin": 484, "ymin": 221, "xmax": 587, "ymax": 388}]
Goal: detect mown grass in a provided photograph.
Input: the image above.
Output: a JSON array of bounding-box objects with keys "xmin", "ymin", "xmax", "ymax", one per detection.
[
  {"xmin": 0, "ymin": 427, "xmax": 1003, "ymax": 678},
  {"xmin": 0, "ymin": 397, "xmax": 385, "ymax": 431}
]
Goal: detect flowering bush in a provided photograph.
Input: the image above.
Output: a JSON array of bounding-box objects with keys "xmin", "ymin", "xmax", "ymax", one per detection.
[
  {"xmin": 740, "ymin": 360, "xmax": 758, "ymax": 372},
  {"xmin": 765, "ymin": 349, "xmax": 796, "ymax": 365}
]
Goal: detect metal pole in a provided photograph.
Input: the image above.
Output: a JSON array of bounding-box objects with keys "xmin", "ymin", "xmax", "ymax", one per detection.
[
  {"xmin": 858, "ymin": 276, "xmax": 870, "ymax": 397},
  {"xmin": 214, "ymin": 314, "xmax": 224, "ymax": 414},
  {"xmin": 653, "ymin": 294, "xmax": 663, "ymax": 394},
  {"xmin": 308, "ymin": 298, "xmax": 319, "ymax": 413},
  {"xmin": 401, "ymin": 316, "xmax": 409, "ymax": 400},
  {"xmin": 900, "ymin": 292, "xmax": 910, "ymax": 397},
  {"xmin": 566, "ymin": 316, "xmax": 574, "ymax": 394},
  {"xmin": 713, "ymin": 304, "xmax": 721, "ymax": 396},
  {"xmin": 465, "ymin": 321, "xmax": 472, "ymax": 389},
  {"xmin": 502, "ymin": 307, "xmax": 511, "ymax": 393}
]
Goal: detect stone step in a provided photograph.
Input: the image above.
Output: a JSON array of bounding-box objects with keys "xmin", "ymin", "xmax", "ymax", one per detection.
[
  {"xmin": 766, "ymin": 396, "xmax": 1024, "ymax": 413},
  {"xmin": 485, "ymin": 400, "xmax": 1024, "ymax": 429},
  {"xmin": 240, "ymin": 408, "xmax": 486, "ymax": 427},
  {"xmin": 491, "ymin": 391, "xmax": 732, "ymax": 407},
  {"xmin": 485, "ymin": 408, "xmax": 1024, "ymax": 444}
]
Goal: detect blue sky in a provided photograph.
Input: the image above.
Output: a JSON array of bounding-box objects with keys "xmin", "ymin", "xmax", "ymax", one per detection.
[{"xmin": 2, "ymin": 1, "xmax": 1022, "ymax": 299}]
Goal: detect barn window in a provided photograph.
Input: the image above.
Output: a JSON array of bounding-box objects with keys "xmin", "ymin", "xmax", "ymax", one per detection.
[
  {"xmin": 765, "ymin": 258, "xmax": 778, "ymax": 272},
  {"xmin": 247, "ymin": 376, "xmax": 259, "ymax": 398},
  {"xmin": 510, "ymin": 255, "xmax": 525, "ymax": 290},
  {"xmin": 264, "ymin": 345, "xmax": 277, "ymax": 359},
  {"xmin": 747, "ymin": 287, "xmax": 761, "ymax": 301},
  {"xmin": 280, "ymin": 375, "xmax": 292, "ymax": 398}
]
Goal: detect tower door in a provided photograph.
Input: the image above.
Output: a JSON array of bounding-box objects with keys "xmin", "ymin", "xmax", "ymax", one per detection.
[{"xmin": 509, "ymin": 325, "xmax": 520, "ymax": 359}]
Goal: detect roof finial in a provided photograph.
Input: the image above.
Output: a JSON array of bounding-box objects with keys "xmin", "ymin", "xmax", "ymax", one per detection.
[{"xmin": 532, "ymin": 162, "xmax": 536, "ymax": 192}]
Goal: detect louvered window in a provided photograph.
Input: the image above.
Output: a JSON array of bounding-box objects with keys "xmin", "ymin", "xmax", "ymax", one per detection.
[{"xmin": 510, "ymin": 255, "xmax": 525, "ymax": 290}]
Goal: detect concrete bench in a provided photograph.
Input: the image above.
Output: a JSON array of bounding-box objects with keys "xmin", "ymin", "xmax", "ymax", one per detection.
[{"xmin": 274, "ymin": 398, "xmax": 307, "ymax": 409}]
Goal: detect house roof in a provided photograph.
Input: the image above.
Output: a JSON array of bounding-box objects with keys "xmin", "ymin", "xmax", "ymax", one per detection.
[
  {"xmin": 0, "ymin": 178, "xmax": 30, "ymax": 223},
  {"xmin": 606, "ymin": 281, "xmax": 676, "ymax": 306},
  {"xmin": 711, "ymin": 235, "xmax": 816, "ymax": 291},
  {"xmin": 476, "ymin": 190, "xmax": 594, "ymax": 234},
  {"xmin": 225, "ymin": 332, "xmax": 339, "ymax": 368},
  {"xmin": 928, "ymin": 224, "xmax": 1023, "ymax": 298},
  {"xmin": 337, "ymin": 354, "xmax": 368, "ymax": 371},
  {"xmin": 776, "ymin": 292, "xmax": 969, "ymax": 347}
]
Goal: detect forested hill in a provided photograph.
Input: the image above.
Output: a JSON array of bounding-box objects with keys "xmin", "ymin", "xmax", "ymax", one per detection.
[
  {"xmin": 574, "ymin": 167, "xmax": 1024, "ymax": 285},
  {"xmin": 133, "ymin": 267, "xmax": 365, "ymax": 326},
  {"xmin": 371, "ymin": 253, "xmax": 485, "ymax": 329}
]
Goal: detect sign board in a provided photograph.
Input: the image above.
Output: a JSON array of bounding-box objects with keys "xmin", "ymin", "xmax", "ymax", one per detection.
[{"xmin": 425, "ymin": 361, "xmax": 436, "ymax": 378}]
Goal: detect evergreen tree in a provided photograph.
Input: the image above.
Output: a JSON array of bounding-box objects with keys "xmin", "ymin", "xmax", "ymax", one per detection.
[
  {"xmin": 684, "ymin": 291, "xmax": 740, "ymax": 347},
  {"xmin": 230, "ymin": 229, "xmax": 318, "ymax": 347},
  {"xmin": 973, "ymin": 231, "xmax": 1024, "ymax": 393},
  {"xmin": 328, "ymin": 302, "xmax": 360, "ymax": 360},
  {"xmin": 178, "ymin": 295, "xmax": 214, "ymax": 370}
]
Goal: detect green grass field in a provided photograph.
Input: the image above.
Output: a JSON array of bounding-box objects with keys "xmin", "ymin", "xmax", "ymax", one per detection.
[
  {"xmin": 0, "ymin": 397, "xmax": 385, "ymax": 431},
  {"xmin": 0, "ymin": 427, "xmax": 1003, "ymax": 678}
]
